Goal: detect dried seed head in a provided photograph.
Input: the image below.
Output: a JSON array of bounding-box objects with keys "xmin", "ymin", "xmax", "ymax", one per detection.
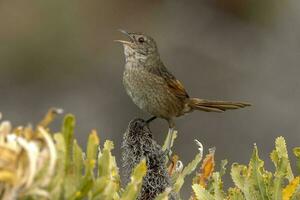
[{"xmin": 122, "ymin": 118, "xmax": 175, "ymax": 200}]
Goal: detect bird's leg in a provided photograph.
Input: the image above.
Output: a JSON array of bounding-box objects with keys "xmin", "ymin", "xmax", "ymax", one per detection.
[
  {"xmin": 146, "ymin": 116, "xmax": 157, "ymax": 124},
  {"xmin": 141, "ymin": 116, "xmax": 157, "ymax": 130}
]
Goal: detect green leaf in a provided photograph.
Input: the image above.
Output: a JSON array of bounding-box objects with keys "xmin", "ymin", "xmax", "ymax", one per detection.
[
  {"xmin": 272, "ymin": 137, "xmax": 294, "ymax": 181},
  {"xmin": 231, "ymin": 163, "xmax": 257, "ymax": 200},
  {"xmin": 162, "ymin": 130, "xmax": 177, "ymax": 151},
  {"xmin": 68, "ymin": 175, "xmax": 94, "ymax": 200},
  {"xmin": 291, "ymin": 184, "xmax": 300, "ymax": 200},
  {"xmin": 85, "ymin": 131, "xmax": 100, "ymax": 175},
  {"xmin": 91, "ymin": 177, "xmax": 120, "ymax": 200},
  {"xmin": 173, "ymin": 154, "xmax": 201, "ymax": 193},
  {"xmin": 62, "ymin": 114, "xmax": 75, "ymax": 173},
  {"xmin": 249, "ymin": 144, "xmax": 270, "ymax": 200},
  {"xmin": 73, "ymin": 139, "xmax": 84, "ymax": 182},
  {"xmin": 86, "ymin": 130, "xmax": 100, "ymax": 161},
  {"xmin": 154, "ymin": 188, "xmax": 171, "ymax": 200},
  {"xmin": 227, "ymin": 188, "xmax": 246, "ymax": 200},
  {"xmin": 120, "ymin": 159, "xmax": 147, "ymax": 200},
  {"xmin": 192, "ymin": 184, "xmax": 214, "ymax": 200},
  {"xmin": 270, "ymin": 137, "xmax": 293, "ymax": 200},
  {"xmin": 98, "ymin": 140, "xmax": 116, "ymax": 177},
  {"xmin": 219, "ymin": 159, "xmax": 228, "ymax": 178},
  {"xmin": 212, "ymin": 172, "xmax": 225, "ymax": 200},
  {"xmin": 49, "ymin": 133, "xmax": 67, "ymax": 199},
  {"xmin": 293, "ymin": 147, "xmax": 300, "ymax": 175},
  {"xmin": 93, "ymin": 140, "xmax": 120, "ymax": 200}
]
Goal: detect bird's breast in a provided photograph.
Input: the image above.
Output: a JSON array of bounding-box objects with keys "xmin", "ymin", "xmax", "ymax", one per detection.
[{"xmin": 123, "ymin": 64, "xmax": 184, "ymax": 119}]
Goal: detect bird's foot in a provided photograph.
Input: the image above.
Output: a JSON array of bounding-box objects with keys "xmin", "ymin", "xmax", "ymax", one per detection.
[
  {"xmin": 146, "ymin": 116, "xmax": 157, "ymax": 124},
  {"xmin": 139, "ymin": 121, "xmax": 151, "ymax": 133},
  {"xmin": 140, "ymin": 116, "xmax": 157, "ymax": 129}
]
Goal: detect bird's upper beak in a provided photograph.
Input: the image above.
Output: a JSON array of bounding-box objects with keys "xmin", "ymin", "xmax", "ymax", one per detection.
[{"xmin": 114, "ymin": 29, "xmax": 134, "ymax": 45}]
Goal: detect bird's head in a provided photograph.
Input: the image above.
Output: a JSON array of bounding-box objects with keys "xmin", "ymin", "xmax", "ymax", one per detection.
[{"xmin": 115, "ymin": 29, "xmax": 159, "ymax": 63}]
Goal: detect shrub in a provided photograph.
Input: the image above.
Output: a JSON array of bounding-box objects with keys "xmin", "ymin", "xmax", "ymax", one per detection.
[{"xmin": 0, "ymin": 109, "xmax": 299, "ymax": 200}]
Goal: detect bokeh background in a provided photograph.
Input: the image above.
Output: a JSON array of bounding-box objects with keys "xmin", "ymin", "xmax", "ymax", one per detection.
[{"xmin": 1, "ymin": 0, "xmax": 300, "ymax": 198}]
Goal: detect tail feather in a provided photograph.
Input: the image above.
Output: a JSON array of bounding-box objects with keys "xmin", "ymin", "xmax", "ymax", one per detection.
[{"xmin": 188, "ymin": 98, "xmax": 251, "ymax": 113}]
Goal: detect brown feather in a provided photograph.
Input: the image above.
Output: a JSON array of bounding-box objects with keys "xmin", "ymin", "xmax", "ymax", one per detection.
[
  {"xmin": 188, "ymin": 98, "xmax": 251, "ymax": 113},
  {"xmin": 166, "ymin": 78, "xmax": 189, "ymax": 99}
]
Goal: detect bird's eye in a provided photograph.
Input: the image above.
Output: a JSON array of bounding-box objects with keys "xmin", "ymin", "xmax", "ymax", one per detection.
[{"xmin": 138, "ymin": 37, "xmax": 145, "ymax": 43}]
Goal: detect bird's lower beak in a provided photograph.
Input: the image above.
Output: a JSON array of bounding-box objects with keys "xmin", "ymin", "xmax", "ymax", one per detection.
[
  {"xmin": 114, "ymin": 40, "xmax": 132, "ymax": 45},
  {"xmin": 115, "ymin": 29, "xmax": 134, "ymax": 45}
]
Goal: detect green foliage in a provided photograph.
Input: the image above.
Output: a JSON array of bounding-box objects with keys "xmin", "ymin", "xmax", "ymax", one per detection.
[
  {"xmin": 192, "ymin": 137, "xmax": 300, "ymax": 200},
  {"xmin": 53, "ymin": 115, "xmax": 130, "ymax": 200},
  {"xmin": 192, "ymin": 184, "xmax": 214, "ymax": 200},
  {"xmin": 121, "ymin": 159, "xmax": 147, "ymax": 200},
  {"xmin": 173, "ymin": 154, "xmax": 201, "ymax": 194},
  {"xmin": 293, "ymin": 147, "xmax": 300, "ymax": 175},
  {"xmin": 154, "ymin": 188, "xmax": 172, "ymax": 200},
  {"xmin": 1, "ymin": 111, "xmax": 300, "ymax": 200},
  {"xmin": 19, "ymin": 114, "xmax": 147, "ymax": 200}
]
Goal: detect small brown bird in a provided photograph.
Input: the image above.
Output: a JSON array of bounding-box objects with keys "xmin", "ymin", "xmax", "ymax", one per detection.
[{"xmin": 116, "ymin": 30, "xmax": 250, "ymax": 150}]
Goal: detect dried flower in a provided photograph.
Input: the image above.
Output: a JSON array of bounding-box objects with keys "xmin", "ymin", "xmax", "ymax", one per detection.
[{"xmin": 0, "ymin": 118, "xmax": 57, "ymax": 200}]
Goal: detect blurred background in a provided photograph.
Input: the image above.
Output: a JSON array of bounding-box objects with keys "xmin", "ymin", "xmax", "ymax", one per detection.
[{"xmin": 0, "ymin": 0, "xmax": 300, "ymax": 197}]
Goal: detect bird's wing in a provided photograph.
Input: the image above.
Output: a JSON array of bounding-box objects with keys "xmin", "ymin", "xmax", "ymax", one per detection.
[
  {"xmin": 166, "ymin": 78, "xmax": 189, "ymax": 99},
  {"xmin": 148, "ymin": 63, "xmax": 189, "ymax": 99}
]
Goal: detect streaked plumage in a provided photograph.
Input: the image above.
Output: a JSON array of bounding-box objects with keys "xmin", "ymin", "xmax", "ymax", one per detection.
[{"xmin": 116, "ymin": 30, "xmax": 251, "ymax": 150}]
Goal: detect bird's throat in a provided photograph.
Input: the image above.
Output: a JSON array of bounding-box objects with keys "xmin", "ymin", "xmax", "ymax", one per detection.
[{"xmin": 123, "ymin": 45, "xmax": 160, "ymax": 66}]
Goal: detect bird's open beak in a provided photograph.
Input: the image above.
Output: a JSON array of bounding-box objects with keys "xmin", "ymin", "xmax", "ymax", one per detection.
[{"xmin": 114, "ymin": 29, "xmax": 134, "ymax": 45}]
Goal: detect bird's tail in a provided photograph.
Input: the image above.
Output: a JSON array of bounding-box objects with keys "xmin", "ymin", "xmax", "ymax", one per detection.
[{"xmin": 188, "ymin": 98, "xmax": 251, "ymax": 113}]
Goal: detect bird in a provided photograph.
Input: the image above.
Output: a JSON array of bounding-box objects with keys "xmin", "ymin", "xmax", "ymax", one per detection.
[{"xmin": 116, "ymin": 29, "xmax": 251, "ymax": 151}]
